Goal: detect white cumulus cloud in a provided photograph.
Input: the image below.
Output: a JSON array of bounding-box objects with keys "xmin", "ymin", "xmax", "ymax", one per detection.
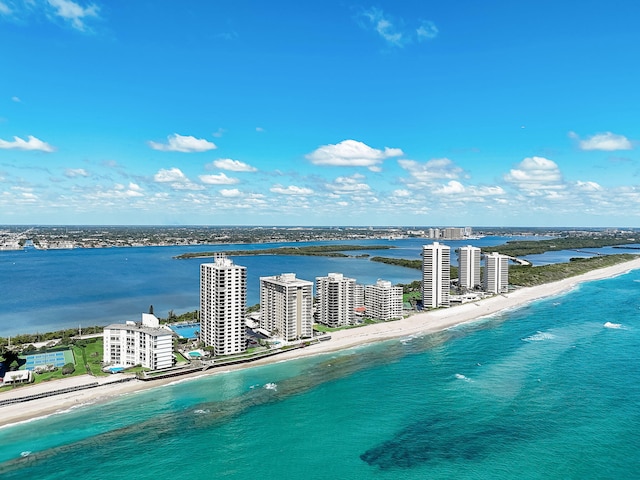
[
  {"xmin": 148, "ymin": 133, "xmax": 217, "ymax": 153},
  {"xmin": 575, "ymin": 180, "xmax": 603, "ymax": 192},
  {"xmin": 94, "ymin": 183, "xmax": 144, "ymax": 199},
  {"xmin": 399, "ymin": 158, "xmax": 464, "ymax": 186},
  {"xmin": 434, "ymin": 180, "xmax": 466, "ymax": 195},
  {"xmin": 199, "ymin": 173, "xmax": 239, "ymax": 185},
  {"xmin": 360, "ymin": 7, "xmax": 438, "ymax": 46},
  {"xmin": 326, "ymin": 174, "xmax": 371, "ymax": 194},
  {"xmin": 571, "ymin": 131, "xmax": 633, "ymax": 151},
  {"xmin": 212, "ymin": 159, "xmax": 258, "ymax": 172},
  {"xmin": 64, "ymin": 168, "xmax": 89, "ymax": 178},
  {"xmin": 306, "ymin": 139, "xmax": 403, "ymax": 170},
  {"xmin": 270, "ymin": 185, "xmax": 314, "ymax": 195},
  {"xmin": 0, "ymin": 135, "xmax": 55, "ymax": 152},
  {"xmin": 153, "ymin": 168, "xmax": 205, "ymax": 190},
  {"xmin": 504, "ymin": 156, "xmax": 564, "ymax": 191},
  {"xmin": 154, "ymin": 167, "xmax": 187, "ymax": 183},
  {"xmin": 365, "ymin": 8, "xmax": 403, "ymax": 46},
  {"xmin": 417, "ymin": 21, "xmax": 438, "ymax": 40},
  {"xmin": 47, "ymin": 0, "xmax": 99, "ymax": 31},
  {"xmin": 220, "ymin": 189, "xmax": 241, "ymax": 197},
  {"xmin": 469, "ymin": 185, "xmax": 506, "ymax": 196}
]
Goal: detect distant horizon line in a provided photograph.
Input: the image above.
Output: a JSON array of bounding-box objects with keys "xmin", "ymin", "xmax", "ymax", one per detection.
[{"xmin": 1, "ymin": 224, "xmax": 638, "ymax": 230}]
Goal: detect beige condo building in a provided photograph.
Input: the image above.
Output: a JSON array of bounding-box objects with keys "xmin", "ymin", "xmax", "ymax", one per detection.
[
  {"xmin": 260, "ymin": 273, "xmax": 313, "ymax": 341},
  {"xmin": 365, "ymin": 279, "xmax": 403, "ymax": 321},
  {"xmin": 316, "ymin": 272, "xmax": 357, "ymax": 327}
]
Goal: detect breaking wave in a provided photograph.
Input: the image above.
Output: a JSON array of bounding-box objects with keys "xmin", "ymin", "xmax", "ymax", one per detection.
[
  {"xmin": 603, "ymin": 322, "xmax": 623, "ymax": 329},
  {"xmin": 522, "ymin": 331, "xmax": 555, "ymax": 342}
]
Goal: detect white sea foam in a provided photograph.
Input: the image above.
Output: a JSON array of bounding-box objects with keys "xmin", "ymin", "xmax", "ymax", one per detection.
[
  {"xmin": 264, "ymin": 382, "xmax": 277, "ymax": 390},
  {"xmin": 603, "ymin": 321, "xmax": 623, "ymax": 329},
  {"xmin": 522, "ymin": 331, "xmax": 556, "ymax": 342},
  {"xmin": 164, "ymin": 375, "xmax": 208, "ymax": 387},
  {"xmin": 193, "ymin": 409, "xmax": 210, "ymax": 415},
  {"xmin": 400, "ymin": 334, "xmax": 420, "ymax": 344},
  {"xmin": 455, "ymin": 373, "xmax": 471, "ymax": 382}
]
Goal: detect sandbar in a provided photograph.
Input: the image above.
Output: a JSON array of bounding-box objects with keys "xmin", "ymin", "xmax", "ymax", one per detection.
[{"xmin": 2, "ymin": 257, "xmax": 640, "ymax": 428}]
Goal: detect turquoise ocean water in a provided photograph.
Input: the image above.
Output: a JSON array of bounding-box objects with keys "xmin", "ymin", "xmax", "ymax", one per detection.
[{"xmin": 1, "ymin": 268, "xmax": 639, "ymax": 478}]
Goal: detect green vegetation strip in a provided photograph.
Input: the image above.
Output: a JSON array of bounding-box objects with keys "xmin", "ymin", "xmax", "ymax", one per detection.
[
  {"xmin": 174, "ymin": 244, "xmax": 393, "ymax": 259},
  {"xmin": 370, "ymin": 256, "xmax": 459, "ymax": 278},
  {"xmin": 508, "ymin": 254, "xmax": 636, "ymax": 287},
  {"xmin": 483, "ymin": 235, "xmax": 639, "ymax": 257},
  {"xmin": 370, "ymin": 256, "xmax": 421, "ymax": 269}
]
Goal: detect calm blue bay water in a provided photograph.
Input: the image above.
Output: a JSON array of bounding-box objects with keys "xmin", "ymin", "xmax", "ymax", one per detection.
[
  {"xmin": 0, "ymin": 236, "xmax": 520, "ymax": 336},
  {"xmin": 522, "ymin": 244, "xmax": 640, "ymax": 265},
  {"xmin": 1, "ymin": 269, "xmax": 639, "ymax": 478}
]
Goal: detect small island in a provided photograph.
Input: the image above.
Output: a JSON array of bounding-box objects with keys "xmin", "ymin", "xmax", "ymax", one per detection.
[{"xmin": 173, "ymin": 244, "xmax": 394, "ymax": 259}]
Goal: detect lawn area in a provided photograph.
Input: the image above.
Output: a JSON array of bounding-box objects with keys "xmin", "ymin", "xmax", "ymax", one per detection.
[
  {"xmin": 313, "ymin": 318, "xmax": 383, "ymax": 333},
  {"xmin": 0, "ymin": 338, "xmax": 108, "ymax": 391},
  {"xmin": 73, "ymin": 338, "xmax": 107, "ymax": 376},
  {"xmin": 174, "ymin": 351, "xmax": 189, "ymax": 363},
  {"xmin": 403, "ymin": 291, "xmax": 421, "ymax": 302}
]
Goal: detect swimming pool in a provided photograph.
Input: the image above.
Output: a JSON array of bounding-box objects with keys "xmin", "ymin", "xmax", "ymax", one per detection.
[{"xmin": 169, "ymin": 323, "xmax": 200, "ymax": 339}]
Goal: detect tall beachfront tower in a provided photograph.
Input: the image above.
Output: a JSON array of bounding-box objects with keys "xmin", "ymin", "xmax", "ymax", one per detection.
[
  {"xmin": 316, "ymin": 272, "xmax": 356, "ymax": 328},
  {"xmin": 458, "ymin": 245, "xmax": 481, "ymax": 290},
  {"xmin": 422, "ymin": 242, "xmax": 451, "ymax": 308},
  {"xmin": 484, "ymin": 252, "xmax": 509, "ymax": 294},
  {"xmin": 200, "ymin": 253, "xmax": 247, "ymax": 356},
  {"xmin": 259, "ymin": 273, "xmax": 314, "ymax": 341},
  {"xmin": 365, "ymin": 279, "xmax": 403, "ymax": 321}
]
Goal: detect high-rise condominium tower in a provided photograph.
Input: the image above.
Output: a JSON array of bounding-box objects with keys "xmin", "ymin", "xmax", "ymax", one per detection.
[
  {"xmin": 315, "ymin": 272, "xmax": 356, "ymax": 327},
  {"xmin": 259, "ymin": 273, "xmax": 313, "ymax": 341},
  {"xmin": 484, "ymin": 252, "xmax": 509, "ymax": 294},
  {"xmin": 422, "ymin": 242, "xmax": 451, "ymax": 308},
  {"xmin": 200, "ymin": 253, "xmax": 246, "ymax": 356},
  {"xmin": 458, "ymin": 245, "xmax": 481, "ymax": 290},
  {"xmin": 365, "ymin": 279, "xmax": 403, "ymax": 321}
]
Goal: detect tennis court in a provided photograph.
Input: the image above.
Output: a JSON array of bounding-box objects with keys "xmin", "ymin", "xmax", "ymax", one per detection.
[{"xmin": 23, "ymin": 350, "xmax": 74, "ymax": 370}]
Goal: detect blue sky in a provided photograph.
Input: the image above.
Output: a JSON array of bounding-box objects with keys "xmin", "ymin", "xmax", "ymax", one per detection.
[{"xmin": 1, "ymin": 0, "xmax": 639, "ymax": 227}]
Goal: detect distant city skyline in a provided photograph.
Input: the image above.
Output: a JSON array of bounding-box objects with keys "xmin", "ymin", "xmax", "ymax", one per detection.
[{"xmin": 1, "ymin": 1, "xmax": 639, "ymax": 226}]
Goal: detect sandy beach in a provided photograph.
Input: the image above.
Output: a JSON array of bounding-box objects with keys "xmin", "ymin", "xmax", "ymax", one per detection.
[{"xmin": 3, "ymin": 256, "xmax": 640, "ymax": 429}]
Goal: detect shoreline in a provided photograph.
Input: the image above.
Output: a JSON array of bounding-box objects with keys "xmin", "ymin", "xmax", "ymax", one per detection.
[{"xmin": 2, "ymin": 256, "xmax": 640, "ymax": 428}]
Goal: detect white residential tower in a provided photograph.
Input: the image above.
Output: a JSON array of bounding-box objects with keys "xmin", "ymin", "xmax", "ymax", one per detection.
[
  {"xmin": 422, "ymin": 242, "xmax": 451, "ymax": 308},
  {"xmin": 200, "ymin": 253, "xmax": 247, "ymax": 356},
  {"xmin": 458, "ymin": 245, "xmax": 481, "ymax": 290},
  {"xmin": 103, "ymin": 313, "xmax": 173, "ymax": 370},
  {"xmin": 484, "ymin": 252, "xmax": 509, "ymax": 294}
]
